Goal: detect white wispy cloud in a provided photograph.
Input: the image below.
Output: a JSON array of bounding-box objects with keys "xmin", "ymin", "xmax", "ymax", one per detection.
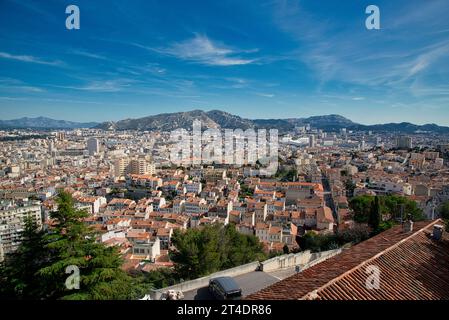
[
  {"xmin": 406, "ymin": 41, "xmax": 449, "ymax": 78},
  {"xmin": 0, "ymin": 96, "xmax": 105, "ymax": 107},
  {"xmin": 255, "ymin": 92, "xmax": 275, "ymax": 98},
  {"xmin": 221, "ymin": 77, "xmax": 250, "ymax": 89},
  {"xmin": 0, "ymin": 52, "xmax": 63, "ymax": 66},
  {"xmin": 0, "ymin": 78, "xmax": 45, "ymax": 93},
  {"xmin": 0, "ymin": 96, "xmax": 28, "ymax": 101},
  {"xmin": 0, "ymin": 96, "xmax": 102, "ymax": 104},
  {"xmin": 272, "ymin": 0, "xmax": 449, "ymax": 95},
  {"xmin": 117, "ymin": 63, "xmax": 166, "ymax": 76},
  {"xmin": 70, "ymin": 49, "xmax": 108, "ymax": 60},
  {"xmin": 145, "ymin": 34, "xmax": 257, "ymax": 66},
  {"xmin": 56, "ymin": 79, "xmax": 137, "ymax": 92},
  {"xmin": 41, "ymin": 98, "xmax": 103, "ymax": 105}
]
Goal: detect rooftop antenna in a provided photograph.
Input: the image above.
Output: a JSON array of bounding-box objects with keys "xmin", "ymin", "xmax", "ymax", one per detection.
[
  {"xmin": 401, "ymin": 204, "xmax": 405, "ymax": 225},
  {"xmin": 431, "ymin": 202, "xmax": 436, "ymax": 220}
]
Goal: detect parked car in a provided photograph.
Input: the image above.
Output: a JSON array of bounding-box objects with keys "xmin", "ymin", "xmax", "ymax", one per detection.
[{"xmin": 208, "ymin": 277, "xmax": 242, "ymax": 300}]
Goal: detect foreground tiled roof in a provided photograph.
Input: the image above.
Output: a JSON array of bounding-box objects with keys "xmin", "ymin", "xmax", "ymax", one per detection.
[{"xmin": 247, "ymin": 220, "xmax": 449, "ymax": 300}]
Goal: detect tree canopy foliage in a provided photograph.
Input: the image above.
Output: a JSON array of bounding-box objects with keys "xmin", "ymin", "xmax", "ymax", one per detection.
[
  {"xmin": 438, "ymin": 201, "xmax": 449, "ymax": 230},
  {"xmin": 274, "ymin": 167, "xmax": 298, "ymax": 182},
  {"xmin": 0, "ymin": 216, "xmax": 49, "ymax": 299},
  {"xmin": 299, "ymin": 225, "xmax": 370, "ymax": 252},
  {"xmin": 368, "ymin": 196, "xmax": 381, "ymax": 233},
  {"xmin": 0, "ymin": 192, "xmax": 148, "ymax": 300},
  {"xmin": 170, "ymin": 224, "xmax": 266, "ymax": 280},
  {"xmin": 349, "ymin": 194, "xmax": 424, "ymax": 224},
  {"xmin": 239, "ymin": 184, "xmax": 254, "ymax": 198}
]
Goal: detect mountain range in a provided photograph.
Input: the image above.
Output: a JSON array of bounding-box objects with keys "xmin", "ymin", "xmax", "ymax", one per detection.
[
  {"xmin": 0, "ymin": 117, "xmax": 98, "ymax": 129},
  {"xmin": 95, "ymin": 110, "xmax": 449, "ymax": 134},
  {"xmin": 1, "ymin": 110, "xmax": 449, "ymax": 133}
]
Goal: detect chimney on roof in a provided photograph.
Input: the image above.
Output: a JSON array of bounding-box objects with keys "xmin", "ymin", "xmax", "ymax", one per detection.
[
  {"xmin": 432, "ymin": 224, "xmax": 444, "ymax": 241},
  {"xmin": 402, "ymin": 214, "xmax": 413, "ymax": 233},
  {"xmin": 403, "ymin": 220, "xmax": 414, "ymax": 233}
]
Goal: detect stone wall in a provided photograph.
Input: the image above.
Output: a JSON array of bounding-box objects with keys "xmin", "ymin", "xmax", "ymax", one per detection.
[
  {"xmin": 260, "ymin": 248, "xmax": 342, "ymax": 272},
  {"xmin": 150, "ymin": 261, "xmax": 260, "ymax": 300},
  {"xmin": 149, "ymin": 248, "xmax": 342, "ymax": 300}
]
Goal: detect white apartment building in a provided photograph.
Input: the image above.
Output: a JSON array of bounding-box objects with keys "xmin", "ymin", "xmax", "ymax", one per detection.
[
  {"xmin": 254, "ymin": 203, "xmax": 268, "ymax": 223},
  {"xmin": 127, "ymin": 230, "xmax": 161, "ymax": 263},
  {"xmin": 285, "ymin": 182, "xmax": 316, "ymax": 205},
  {"xmin": 173, "ymin": 199, "xmax": 185, "ymax": 214},
  {"xmin": 114, "ymin": 156, "xmax": 156, "ymax": 177},
  {"xmin": 369, "ymin": 179, "xmax": 412, "ymax": 195},
  {"xmin": 114, "ymin": 157, "xmax": 130, "ymax": 177},
  {"xmin": 76, "ymin": 196, "xmax": 107, "ymax": 214},
  {"xmin": 241, "ymin": 212, "xmax": 255, "ymax": 227},
  {"xmin": 87, "ymin": 137, "xmax": 100, "ymax": 156},
  {"xmin": 184, "ymin": 198, "xmax": 208, "ymax": 215},
  {"xmin": 127, "ymin": 174, "xmax": 163, "ymax": 189},
  {"xmin": 268, "ymin": 226, "xmax": 282, "ymax": 243},
  {"xmin": 183, "ymin": 182, "xmax": 202, "ymax": 194},
  {"xmin": 130, "ymin": 158, "xmax": 156, "ymax": 175},
  {"xmin": 255, "ymin": 223, "xmax": 270, "ymax": 242},
  {"xmin": 0, "ymin": 200, "xmax": 42, "ymax": 262}
]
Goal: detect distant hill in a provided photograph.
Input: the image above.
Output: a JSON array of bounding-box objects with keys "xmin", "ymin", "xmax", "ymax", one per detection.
[
  {"xmin": 3, "ymin": 111, "xmax": 448, "ymax": 133},
  {"xmin": 0, "ymin": 117, "xmax": 98, "ymax": 129},
  {"xmin": 252, "ymin": 114, "xmax": 356, "ymax": 132},
  {"xmin": 353, "ymin": 122, "xmax": 449, "ymax": 134},
  {"xmin": 96, "ymin": 110, "xmax": 251, "ymax": 131},
  {"xmin": 205, "ymin": 110, "xmax": 254, "ymax": 130},
  {"xmin": 97, "ymin": 110, "xmax": 219, "ymax": 131},
  {"xmin": 95, "ymin": 110, "xmax": 449, "ymax": 133}
]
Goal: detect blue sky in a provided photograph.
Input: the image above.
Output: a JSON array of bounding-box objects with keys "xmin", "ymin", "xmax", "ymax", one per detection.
[{"xmin": 0, "ymin": 0, "xmax": 449, "ymax": 125}]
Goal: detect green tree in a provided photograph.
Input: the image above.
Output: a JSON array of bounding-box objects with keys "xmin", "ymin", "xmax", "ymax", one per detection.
[
  {"xmin": 349, "ymin": 195, "xmax": 373, "ymax": 223},
  {"xmin": 368, "ymin": 196, "xmax": 381, "ymax": 234},
  {"xmin": 275, "ymin": 167, "xmax": 297, "ymax": 182},
  {"xmin": 38, "ymin": 192, "xmax": 147, "ymax": 300},
  {"xmin": 299, "ymin": 225, "xmax": 370, "ymax": 253},
  {"xmin": 0, "ymin": 216, "xmax": 49, "ymax": 299},
  {"xmin": 170, "ymin": 224, "xmax": 266, "ymax": 280},
  {"xmin": 239, "ymin": 184, "xmax": 254, "ymax": 198},
  {"xmin": 439, "ymin": 201, "xmax": 449, "ymax": 219},
  {"xmin": 299, "ymin": 232, "xmax": 338, "ymax": 252},
  {"xmin": 438, "ymin": 201, "xmax": 449, "ymax": 230},
  {"xmin": 283, "ymin": 169, "xmax": 297, "ymax": 182},
  {"xmin": 1, "ymin": 192, "xmax": 148, "ymax": 300},
  {"xmin": 345, "ymin": 180, "xmax": 356, "ymax": 198},
  {"xmin": 350, "ymin": 195, "xmax": 424, "ymax": 224},
  {"xmin": 142, "ymin": 269, "xmax": 178, "ymax": 289},
  {"xmin": 383, "ymin": 195, "xmax": 424, "ymax": 221}
]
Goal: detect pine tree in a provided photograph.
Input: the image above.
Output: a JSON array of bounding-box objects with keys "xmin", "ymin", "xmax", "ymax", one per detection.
[
  {"xmin": 1, "ymin": 192, "xmax": 149, "ymax": 300},
  {"xmin": 0, "ymin": 216, "xmax": 49, "ymax": 299},
  {"xmin": 38, "ymin": 192, "xmax": 147, "ymax": 300}
]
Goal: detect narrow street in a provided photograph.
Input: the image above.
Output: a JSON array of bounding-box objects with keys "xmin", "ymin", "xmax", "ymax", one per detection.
[
  {"xmin": 182, "ymin": 271, "xmax": 282, "ymax": 300},
  {"xmin": 322, "ymin": 175, "xmax": 338, "ymax": 222}
]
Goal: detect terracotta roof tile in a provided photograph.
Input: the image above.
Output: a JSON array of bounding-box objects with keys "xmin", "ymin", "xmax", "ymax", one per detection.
[{"xmin": 247, "ymin": 220, "xmax": 449, "ymax": 300}]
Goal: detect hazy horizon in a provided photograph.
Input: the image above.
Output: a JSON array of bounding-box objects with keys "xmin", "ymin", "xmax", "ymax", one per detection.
[{"xmin": 0, "ymin": 108, "xmax": 448, "ymax": 127}]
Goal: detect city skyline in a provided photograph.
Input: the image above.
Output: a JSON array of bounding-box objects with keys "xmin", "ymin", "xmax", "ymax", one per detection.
[{"xmin": 1, "ymin": 0, "xmax": 449, "ymax": 125}]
